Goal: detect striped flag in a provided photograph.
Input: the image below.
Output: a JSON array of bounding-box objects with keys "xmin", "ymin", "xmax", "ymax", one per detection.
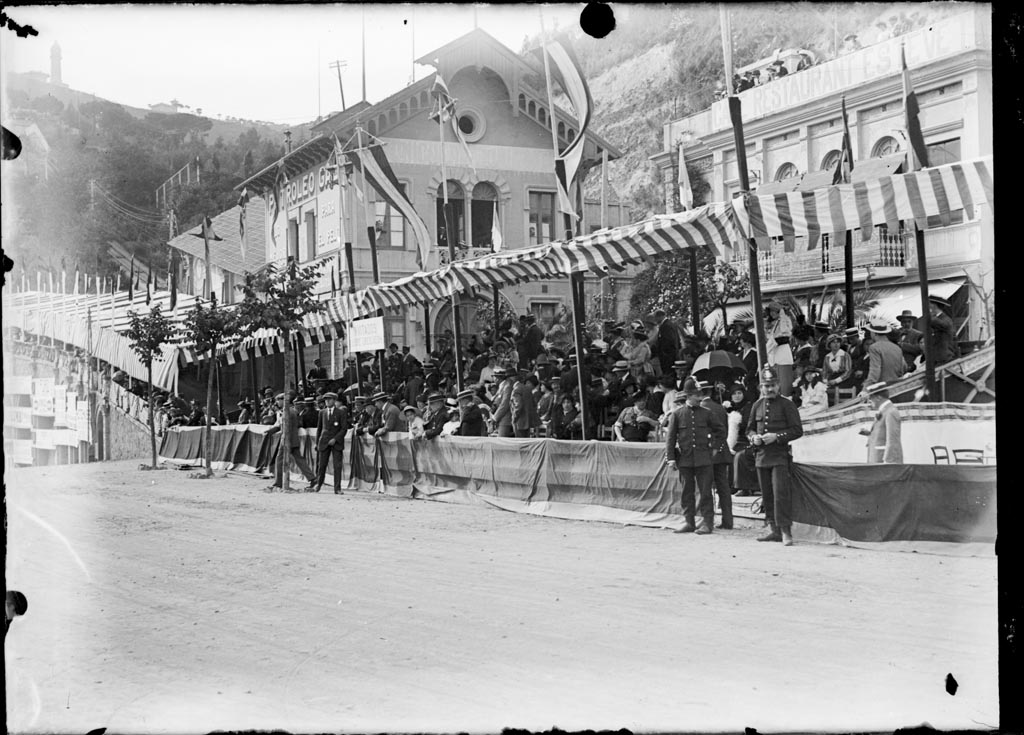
[
  {"xmin": 347, "ymin": 142, "xmax": 432, "ymax": 270},
  {"xmin": 901, "ymin": 45, "xmax": 929, "ymax": 173},
  {"xmin": 831, "ymin": 96, "xmax": 855, "ymax": 185},
  {"xmin": 543, "ymin": 38, "xmax": 593, "ymax": 221},
  {"xmin": 429, "ymin": 73, "xmax": 477, "ymax": 175},
  {"xmin": 677, "ymin": 142, "xmax": 693, "ymax": 211}
]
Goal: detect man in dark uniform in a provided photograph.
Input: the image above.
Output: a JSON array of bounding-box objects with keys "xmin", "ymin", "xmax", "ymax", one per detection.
[
  {"xmin": 699, "ymin": 380, "xmax": 734, "ymax": 529},
  {"xmin": 746, "ymin": 365, "xmax": 804, "ymax": 546},
  {"xmin": 401, "ymin": 346, "xmax": 422, "ymax": 379},
  {"xmin": 665, "ymin": 378, "xmax": 726, "ymax": 535},
  {"xmin": 455, "ymin": 388, "xmax": 487, "ymax": 436},
  {"xmin": 421, "ymin": 393, "xmax": 449, "ymax": 440},
  {"xmin": 520, "ymin": 313, "xmax": 545, "ymax": 365},
  {"xmin": 312, "ymin": 392, "xmax": 348, "ymax": 494}
]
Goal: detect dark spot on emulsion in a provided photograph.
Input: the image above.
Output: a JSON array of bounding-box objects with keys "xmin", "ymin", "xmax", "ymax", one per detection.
[
  {"xmin": 2, "ymin": 125, "xmax": 22, "ymax": 160},
  {"xmin": 946, "ymin": 672, "xmax": 959, "ymax": 695},
  {"xmin": 580, "ymin": 2, "xmax": 615, "ymax": 39}
]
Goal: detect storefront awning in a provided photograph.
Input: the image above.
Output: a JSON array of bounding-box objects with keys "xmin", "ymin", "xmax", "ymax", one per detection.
[{"xmin": 865, "ymin": 278, "xmax": 965, "ymax": 322}]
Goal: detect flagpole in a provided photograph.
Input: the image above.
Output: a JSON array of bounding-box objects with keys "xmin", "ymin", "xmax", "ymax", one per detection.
[
  {"xmin": 902, "ymin": 44, "xmax": 935, "ymax": 400},
  {"xmin": 341, "ymin": 146, "xmax": 363, "ymax": 397},
  {"xmin": 203, "ymin": 215, "xmax": 213, "ymax": 302},
  {"xmin": 357, "ymin": 126, "xmax": 388, "ymax": 391},
  {"xmin": 437, "ymin": 95, "xmax": 465, "ymax": 391},
  {"xmin": 600, "ymin": 149, "xmax": 608, "ymax": 321}
]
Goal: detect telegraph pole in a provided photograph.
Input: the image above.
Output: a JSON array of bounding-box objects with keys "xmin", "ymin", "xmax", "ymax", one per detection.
[{"xmin": 329, "ymin": 60, "xmax": 347, "ymax": 111}]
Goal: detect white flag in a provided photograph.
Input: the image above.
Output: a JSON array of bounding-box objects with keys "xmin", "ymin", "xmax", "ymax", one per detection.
[
  {"xmin": 678, "ymin": 142, "xmax": 693, "ymax": 211},
  {"xmin": 491, "ymin": 201, "xmax": 503, "ymax": 252}
]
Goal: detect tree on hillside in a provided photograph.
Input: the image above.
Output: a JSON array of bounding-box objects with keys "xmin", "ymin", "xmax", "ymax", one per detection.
[
  {"xmin": 125, "ymin": 304, "xmax": 176, "ymax": 469},
  {"xmin": 234, "ymin": 260, "xmax": 326, "ymax": 492},
  {"xmin": 183, "ymin": 295, "xmax": 240, "ymax": 478}
]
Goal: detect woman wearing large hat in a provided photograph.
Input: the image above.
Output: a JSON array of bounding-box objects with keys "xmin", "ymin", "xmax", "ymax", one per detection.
[
  {"xmin": 822, "ymin": 333, "xmax": 852, "ymax": 401},
  {"xmin": 764, "ymin": 301, "xmax": 795, "ymax": 397},
  {"xmin": 622, "ymin": 325, "xmax": 653, "ymax": 379}
]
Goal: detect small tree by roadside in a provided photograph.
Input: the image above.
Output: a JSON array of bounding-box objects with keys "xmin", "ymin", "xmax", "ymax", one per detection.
[
  {"xmin": 125, "ymin": 303, "xmax": 176, "ymax": 469},
  {"xmin": 183, "ymin": 295, "xmax": 240, "ymax": 478},
  {"xmin": 235, "ymin": 259, "xmax": 326, "ymax": 492}
]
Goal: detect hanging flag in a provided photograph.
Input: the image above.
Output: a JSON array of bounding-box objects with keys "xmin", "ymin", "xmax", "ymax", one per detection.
[
  {"xmin": 491, "ymin": 201, "xmax": 503, "ymax": 251},
  {"xmin": 901, "ymin": 44, "xmax": 930, "ymax": 173},
  {"xmin": 429, "ymin": 73, "xmax": 477, "ymax": 174},
  {"xmin": 74, "ymin": 268, "xmax": 80, "ymax": 295},
  {"xmin": 169, "ymin": 248, "xmax": 179, "ymax": 313},
  {"xmin": 128, "ymin": 256, "xmax": 135, "ymax": 301},
  {"xmin": 238, "ymin": 187, "xmax": 250, "ymax": 262},
  {"xmin": 677, "ymin": 142, "xmax": 693, "ymax": 211},
  {"xmin": 831, "ymin": 96, "xmax": 855, "ymax": 185},
  {"xmin": 145, "ymin": 263, "xmax": 152, "ymax": 305},
  {"xmin": 189, "ymin": 215, "xmax": 224, "ymax": 243},
  {"xmin": 331, "ymin": 266, "xmax": 337, "ymax": 297},
  {"xmin": 269, "ymin": 163, "xmax": 287, "ymax": 251},
  {"xmin": 542, "ymin": 38, "xmax": 593, "ymax": 221},
  {"xmin": 347, "ymin": 143, "xmax": 432, "ymax": 270}
]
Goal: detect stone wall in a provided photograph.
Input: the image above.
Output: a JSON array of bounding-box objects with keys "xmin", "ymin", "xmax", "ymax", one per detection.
[{"xmin": 107, "ymin": 404, "xmax": 152, "ymax": 461}]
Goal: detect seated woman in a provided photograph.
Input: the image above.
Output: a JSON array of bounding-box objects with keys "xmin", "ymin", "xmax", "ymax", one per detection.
[
  {"xmin": 797, "ymin": 365, "xmax": 829, "ymax": 416},
  {"xmin": 614, "ymin": 392, "xmax": 659, "ymax": 442}
]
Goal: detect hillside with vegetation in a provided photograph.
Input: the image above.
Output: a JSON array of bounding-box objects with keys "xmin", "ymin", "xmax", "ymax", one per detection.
[{"xmin": 3, "ymin": 79, "xmax": 303, "ymax": 282}]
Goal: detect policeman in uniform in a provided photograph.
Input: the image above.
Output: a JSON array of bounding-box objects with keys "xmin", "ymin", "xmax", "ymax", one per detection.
[
  {"xmin": 699, "ymin": 380, "xmax": 734, "ymax": 529},
  {"xmin": 746, "ymin": 365, "xmax": 804, "ymax": 545},
  {"xmin": 665, "ymin": 378, "xmax": 726, "ymax": 535},
  {"xmin": 312, "ymin": 392, "xmax": 349, "ymax": 494}
]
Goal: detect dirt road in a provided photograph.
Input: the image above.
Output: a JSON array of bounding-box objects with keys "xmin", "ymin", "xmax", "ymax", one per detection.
[{"xmin": 5, "ymin": 460, "xmax": 998, "ymax": 733}]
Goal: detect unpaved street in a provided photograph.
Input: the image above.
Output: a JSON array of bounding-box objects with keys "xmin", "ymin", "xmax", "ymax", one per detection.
[{"xmin": 5, "ymin": 461, "xmax": 998, "ymax": 733}]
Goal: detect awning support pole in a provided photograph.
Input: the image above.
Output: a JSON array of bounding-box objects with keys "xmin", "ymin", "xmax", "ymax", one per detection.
[
  {"xmin": 915, "ymin": 227, "xmax": 935, "ymax": 399},
  {"xmin": 844, "ymin": 230, "xmax": 855, "ymax": 328}
]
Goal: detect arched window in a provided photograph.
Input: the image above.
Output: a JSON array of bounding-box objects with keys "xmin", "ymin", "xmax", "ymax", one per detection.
[
  {"xmin": 388, "ymin": 109, "xmax": 398, "ymax": 126},
  {"xmin": 367, "ymin": 120, "xmax": 376, "ymax": 136},
  {"xmin": 528, "ymin": 101, "xmax": 537, "ymax": 117},
  {"xmin": 436, "ymin": 180, "xmax": 465, "ymax": 251},
  {"xmin": 519, "ymin": 94, "xmax": 527, "ymax": 110},
  {"xmin": 558, "ymin": 122, "xmax": 565, "ymax": 139},
  {"xmin": 872, "ymin": 135, "xmax": 900, "ymax": 158},
  {"xmin": 820, "ymin": 149, "xmax": 841, "ymax": 172},
  {"xmin": 398, "ymin": 102, "xmax": 409, "ymax": 120},
  {"xmin": 471, "ymin": 182, "xmax": 499, "ymax": 249},
  {"xmin": 538, "ymin": 108, "xmax": 547, "ymax": 126},
  {"xmin": 774, "ymin": 162, "xmax": 799, "ymax": 181},
  {"xmin": 378, "ymin": 113, "xmax": 387, "ymax": 132}
]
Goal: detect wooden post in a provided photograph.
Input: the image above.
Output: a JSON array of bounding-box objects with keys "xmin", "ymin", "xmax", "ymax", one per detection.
[
  {"xmin": 915, "ymin": 228, "xmax": 935, "ymax": 399},
  {"xmin": 844, "ymin": 230, "xmax": 855, "ymax": 328},
  {"xmin": 689, "ymin": 249, "xmax": 701, "ymax": 335},
  {"xmin": 727, "ymin": 96, "xmax": 768, "ymax": 370}
]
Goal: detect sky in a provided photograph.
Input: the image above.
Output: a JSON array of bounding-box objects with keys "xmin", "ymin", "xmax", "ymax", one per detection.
[{"xmin": 1, "ymin": 3, "xmax": 584, "ymax": 125}]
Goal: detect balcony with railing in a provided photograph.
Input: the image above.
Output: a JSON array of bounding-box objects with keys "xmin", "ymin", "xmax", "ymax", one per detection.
[{"xmin": 730, "ymin": 225, "xmax": 911, "ymax": 289}]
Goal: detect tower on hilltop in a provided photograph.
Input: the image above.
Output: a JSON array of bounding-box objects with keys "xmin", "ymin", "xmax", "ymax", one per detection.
[{"xmin": 50, "ymin": 42, "xmax": 64, "ymax": 86}]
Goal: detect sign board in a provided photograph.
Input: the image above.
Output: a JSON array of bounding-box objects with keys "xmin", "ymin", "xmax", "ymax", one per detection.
[
  {"xmin": 54, "ymin": 386, "xmax": 68, "ymax": 425},
  {"xmin": 76, "ymin": 400, "xmax": 90, "ymax": 443},
  {"xmin": 56, "ymin": 429, "xmax": 79, "ymax": 446},
  {"xmin": 65, "ymin": 392, "xmax": 78, "ymax": 430},
  {"xmin": 34, "ymin": 429, "xmax": 56, "ymax": 450},
  {"xmin": 13, "ymin": 440, "xmax": 33, "ymax": 465},
  {"xmin": 348, "ymin": 316, "xmax": 386, "ymax": 353},
  {"xmin": 9, "ymin": 376, "xmax": 33, "ymax": 395}
]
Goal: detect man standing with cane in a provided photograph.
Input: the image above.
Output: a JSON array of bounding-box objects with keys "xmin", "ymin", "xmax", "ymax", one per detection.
[{"xmin": 747, "ymin": 366, "xmax": 803, "ymax": 546}]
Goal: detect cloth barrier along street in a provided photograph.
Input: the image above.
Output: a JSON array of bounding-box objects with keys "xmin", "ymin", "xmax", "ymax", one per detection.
[{"xmin": 160, "ymin": 426, "xmax": 995, "ymax": 553}]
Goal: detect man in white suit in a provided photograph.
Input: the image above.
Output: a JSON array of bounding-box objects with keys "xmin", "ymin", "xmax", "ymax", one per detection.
[{"xmin": 859, "ymin": 382, "xmax": 903, "ymax": 463}]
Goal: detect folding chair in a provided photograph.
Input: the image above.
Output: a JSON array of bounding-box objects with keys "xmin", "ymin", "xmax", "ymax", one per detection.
[{"xmin": 952, "ymin": 448, "xmax": 984, "ymax": 465}]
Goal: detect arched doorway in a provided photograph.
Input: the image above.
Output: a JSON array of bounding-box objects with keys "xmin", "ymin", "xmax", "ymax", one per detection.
[{"xmin": 432, "ymin": 292, "xmax": 517, "ymax": 353}]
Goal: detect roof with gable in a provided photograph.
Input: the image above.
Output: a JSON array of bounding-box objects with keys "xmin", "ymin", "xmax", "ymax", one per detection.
[
  {"xmin": 239, "ymin": 28, "xmax": 621, "ymax": 193},
  {"xmin": 168, "ymin": 196, "xmax": 267, "ymax": 276}
]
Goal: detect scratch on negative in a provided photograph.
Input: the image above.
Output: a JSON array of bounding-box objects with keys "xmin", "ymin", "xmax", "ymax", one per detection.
[{"xmin": 17, "ymin": 507, "xmax": 92, "ymax": 582}]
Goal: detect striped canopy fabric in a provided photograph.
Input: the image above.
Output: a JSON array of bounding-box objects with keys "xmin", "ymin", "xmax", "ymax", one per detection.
[{"xmin": 732, "ymin": 156, "xmax": 993, "ymax": 244}]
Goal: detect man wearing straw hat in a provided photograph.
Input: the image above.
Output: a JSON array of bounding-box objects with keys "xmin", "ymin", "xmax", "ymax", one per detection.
[
  {"xmin": 864, "ymin": 319, "xmax": 906, "ymax": 386},
  {"xmin": 859, "ymin": 382, "xmax": 903, "ymax": 464}
]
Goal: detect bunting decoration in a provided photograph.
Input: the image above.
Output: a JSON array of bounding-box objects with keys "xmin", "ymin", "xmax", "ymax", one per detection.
[
  {"xmin": 429, "ymin": 73, "xmax": 477, "ymax": 175},
  {"xmin": 346, "ymin": 142, "xmax": 432, "ymax": 270},
  {"xmin": 543, "ymin": 38, "xmax": 593, "ymax": 221}
]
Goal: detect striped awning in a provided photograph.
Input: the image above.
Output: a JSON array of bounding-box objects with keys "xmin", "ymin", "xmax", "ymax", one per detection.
[{"xmin": 732, "ymin": 156, "xmax": 993, "ymax": 243}]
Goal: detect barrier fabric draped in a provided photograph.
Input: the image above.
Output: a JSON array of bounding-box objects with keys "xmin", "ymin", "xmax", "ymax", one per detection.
[{"xmin": 160, "ymin": 427, "xmax": 995, "ymax": 548}]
